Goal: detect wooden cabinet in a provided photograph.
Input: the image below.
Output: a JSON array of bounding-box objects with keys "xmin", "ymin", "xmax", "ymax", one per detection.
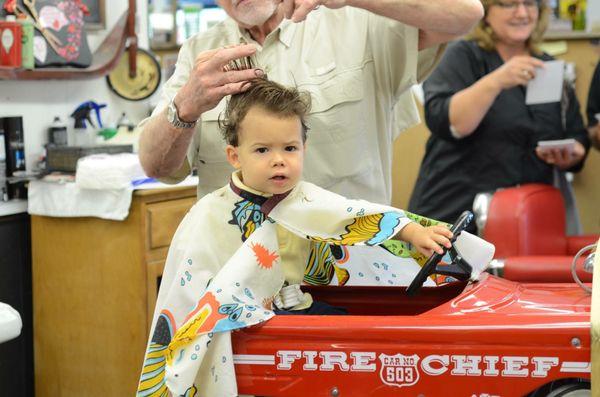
[{"xmin": 31, "ymin": 186, "xmax": 196, "ymax": 397}]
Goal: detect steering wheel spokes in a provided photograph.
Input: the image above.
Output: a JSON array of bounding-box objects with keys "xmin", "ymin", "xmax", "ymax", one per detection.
[
  {"xmin": 433, "ymin": 246, "xmax": 475, "ymax": 281},
  {"xmin": 406, "ymin": 211, "xmax": 474, "ymax": 296}
]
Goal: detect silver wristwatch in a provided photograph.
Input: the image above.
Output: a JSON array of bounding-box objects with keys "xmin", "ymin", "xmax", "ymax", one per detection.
[{"xmin": 167, "ymin": 98, "xmax": 197, "ymax": 129}]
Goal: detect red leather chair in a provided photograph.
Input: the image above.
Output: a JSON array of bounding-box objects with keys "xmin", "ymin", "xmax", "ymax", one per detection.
[{"xmin": 482, "ymin": 184, "xmax": 598, "ymax": 282}]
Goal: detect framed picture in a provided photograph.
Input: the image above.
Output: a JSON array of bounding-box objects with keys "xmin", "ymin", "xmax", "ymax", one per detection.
[{"xmin": 82, "ymin": 0, "xmax": 106, "ymax": 31}]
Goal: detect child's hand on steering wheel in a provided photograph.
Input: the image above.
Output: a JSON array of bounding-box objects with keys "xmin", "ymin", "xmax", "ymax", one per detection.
[{"xmin": 397, "ymin": 222, "xmax": 453, "ymax": 257}]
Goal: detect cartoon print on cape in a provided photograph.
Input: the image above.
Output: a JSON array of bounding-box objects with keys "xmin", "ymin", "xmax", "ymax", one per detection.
[
  {"xmin": 303, "ymin": 211, "xmax": 450, "ymax": 286},
  {"xmin": 138, "ymin": 217, "xmax": 284, "ymax": 397},
  {"xmin": 228, "ymin": 198, "xmax": 266, "ymax": 242}
]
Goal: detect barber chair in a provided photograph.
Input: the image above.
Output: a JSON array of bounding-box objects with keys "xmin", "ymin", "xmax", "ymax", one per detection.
[{"xmin": 481, "ymin": 184, "xmax": 598, "ymax": 282}]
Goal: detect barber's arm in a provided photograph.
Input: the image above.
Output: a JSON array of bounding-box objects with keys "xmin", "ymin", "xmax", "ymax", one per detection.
[
  {"xmin": 138, "ymin": 44, "xmax": 263, "ymax": 179},
  {"xmin": 282, "ymin": 0, "xmax": 484, "ymax": 49}
]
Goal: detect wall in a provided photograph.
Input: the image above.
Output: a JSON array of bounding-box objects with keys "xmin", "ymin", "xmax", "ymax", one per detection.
[
  {"xmin": 0, "ymin": 0, "xmax": 155, "ymax": 172},
  {"xmin": 391, "ymin": 40, "xmax": 600, "ymax": 234}
]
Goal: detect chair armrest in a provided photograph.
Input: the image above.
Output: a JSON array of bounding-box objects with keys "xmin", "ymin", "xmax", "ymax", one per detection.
[
  {"xmin": 502, "ymin": 256, "xmax": 592, "ymax": 283},
  {"xmin": 566, "ymin": 235, "xmax": 600, "ymax": 255}
]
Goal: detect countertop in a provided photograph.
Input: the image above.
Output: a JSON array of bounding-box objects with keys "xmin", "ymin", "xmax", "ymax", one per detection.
[
  {"xmin": 0, "ymin": 176, "xmax": 199, "ymax": 218},
  {"xmin": 0, "ymin": 200, "xmax": 28, "ymax": 217}
]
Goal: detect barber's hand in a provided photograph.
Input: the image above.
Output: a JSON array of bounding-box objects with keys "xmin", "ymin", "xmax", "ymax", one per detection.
[
  {"xmin": 397, "ymin": 222, "xmax": 453, "ymax": 257},
  {"xmin": 175, "ymin": 44, "xmax": 264, "ymax": 122},
  {"xmin": 589, "ymin": 124, "xmax": 600, "ymax": 150},
  {"xmin": 279, "ymin": 0, "xmax": 347, "ymax": 23},
  {"xmin": 488, "ymin": 55, "xmax": 545, "ymax": 90},
  {"xmin": 535, "ymin": 140, "xmax": 586, "ymax": 170}
]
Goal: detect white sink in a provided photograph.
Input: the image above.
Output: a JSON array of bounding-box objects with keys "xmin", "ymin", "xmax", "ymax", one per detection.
[{"xmin": 0, "ymin": 302, "xmax": 22, "ymax": 343}]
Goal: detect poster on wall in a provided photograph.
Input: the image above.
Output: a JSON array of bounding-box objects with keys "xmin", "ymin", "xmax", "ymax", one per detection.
[{"xmin": 16, "ymin": 0, "xmax": 93, "ymax": 67}]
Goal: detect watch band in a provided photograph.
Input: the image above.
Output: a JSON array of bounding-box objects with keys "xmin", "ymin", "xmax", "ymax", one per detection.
[{"xmin": 168, "ymin": 99, "xmax": 197, "ymax": 129}]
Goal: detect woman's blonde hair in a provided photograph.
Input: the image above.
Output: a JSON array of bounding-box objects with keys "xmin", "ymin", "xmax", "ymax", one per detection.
[{"xmin": 467, "ymin": 0, "xmax": 551, "ymax": 54}]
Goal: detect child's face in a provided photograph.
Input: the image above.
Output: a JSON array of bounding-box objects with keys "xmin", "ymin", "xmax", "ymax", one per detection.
[{"xmin": 225, "ymin": 106, "xmax": 305, "ymax": 194}]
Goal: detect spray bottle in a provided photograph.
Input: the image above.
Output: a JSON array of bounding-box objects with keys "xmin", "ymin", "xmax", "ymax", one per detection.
[
  {"xmin": 70, "ymin": 101, "xmax": 107, "ymax": 146},
  {"xmin": 100, "ymin": 112, "xmax": 139, "ymax": 151}
]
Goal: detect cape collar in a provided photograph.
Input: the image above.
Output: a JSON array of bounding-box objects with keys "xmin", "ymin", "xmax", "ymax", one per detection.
[{"xmin": 229, "ymin": 172, "xmax": 293, "ymax": 216}]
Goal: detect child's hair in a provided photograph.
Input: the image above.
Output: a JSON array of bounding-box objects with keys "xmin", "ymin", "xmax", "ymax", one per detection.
[{"xmin": 219, "ymin": 78, "xmax": 312, "ymax": 146}]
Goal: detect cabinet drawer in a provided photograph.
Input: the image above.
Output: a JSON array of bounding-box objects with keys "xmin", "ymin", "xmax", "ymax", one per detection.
[{"xmin": 146, "ymin": 197, "xmax": 196, "ymax": 250}]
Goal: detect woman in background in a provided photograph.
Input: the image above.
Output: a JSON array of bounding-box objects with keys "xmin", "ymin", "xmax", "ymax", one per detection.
[{"xmin": 409, "ymin": 0, "xmax": 590, "ymax": 232}]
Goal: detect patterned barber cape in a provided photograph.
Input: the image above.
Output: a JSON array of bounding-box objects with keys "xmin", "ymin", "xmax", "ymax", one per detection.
[{"xmin": 137, "ymin": 179, "xmax": 452, "ymax": 397}]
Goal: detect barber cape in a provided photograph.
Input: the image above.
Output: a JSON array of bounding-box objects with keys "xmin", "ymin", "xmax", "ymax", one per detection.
[{"xmin": 137, "ymin": 178, "xmax": 492, "ymax": 397}]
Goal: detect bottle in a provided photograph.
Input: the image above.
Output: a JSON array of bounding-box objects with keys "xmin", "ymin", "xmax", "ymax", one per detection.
[
  {"xmin": 109, "ymin": 112, "xmax": 140, "ymax": 151},
  {"xmin": 48, "ymin": 116, "xmax": 68, "ymax": 146},
  {"xmin": 70, "ymin": 101, "xmax": 107, "ymax": 147},
  {"xmin": 17, "ymin": 16, "xmax": 34, "ymax": 70},
  {"xmin": 573, "ymin": 2, "xmax": 586, "ymax": 31},
  {"xmin": 116, "ymin": 112, "xmax": 134, "ymax": 134},
  {"xmin": 183, "ymin": 3, "xmax": 202, "ymax": 39},
  {"xmin": 0, "ymin": 15, "xmax": 23, "ymax": 68},
  {"xmin": 72, "ymin": 116, "xmax": 93, "ymax": 147}
]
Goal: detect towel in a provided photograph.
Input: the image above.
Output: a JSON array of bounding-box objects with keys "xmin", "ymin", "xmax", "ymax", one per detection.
[{"xmin": 75, "ymin": 153, "xmax": 146, "ymax": 190}]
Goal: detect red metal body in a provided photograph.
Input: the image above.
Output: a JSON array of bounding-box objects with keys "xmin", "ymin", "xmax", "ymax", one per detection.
[{"xmin": 232, "ymin": 274, "xmax": 591, "ymax": 396}]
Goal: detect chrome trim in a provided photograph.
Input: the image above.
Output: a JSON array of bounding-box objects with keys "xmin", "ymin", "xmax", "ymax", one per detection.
[
  {"xmin": 472, "ymin": 192, "xmax": 494, "ymax": 236},
  {"xmin": 486, "ymin": 259, "xmax": 505, "ymax": 277}
]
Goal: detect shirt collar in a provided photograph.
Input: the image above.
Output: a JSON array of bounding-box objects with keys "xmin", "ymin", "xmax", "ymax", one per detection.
[
  {"xmin": 229, "ymin": 171, "xmax": 293, "ymax": 216},
  {"xmin": 231, "ymin": 170, "xmax": 271, "ymax": 197},
  {"xmin": 277, "ymin": 18, "xmax": 297, "ymax": 48},
  {"xmin": 228, "ymin": 16, "xmax": 297, "ymax": 48}
]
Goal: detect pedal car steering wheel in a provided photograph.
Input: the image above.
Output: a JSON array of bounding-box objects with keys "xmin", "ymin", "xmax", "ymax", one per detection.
[{"xmin": 406, "ymin": 211, "xmax": 474, "ymax": 296}]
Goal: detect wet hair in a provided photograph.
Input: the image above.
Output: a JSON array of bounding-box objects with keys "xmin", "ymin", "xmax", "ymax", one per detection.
[
  {"xmin": 219, "ymin": 78, "xmax": 312, "ymax": 146},
  {"xmin": 467, "ymin": 0, "xmax": 550, "ymax": 55}
]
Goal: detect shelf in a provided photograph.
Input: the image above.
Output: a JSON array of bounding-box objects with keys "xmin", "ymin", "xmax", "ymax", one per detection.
[
  {"xmin": 544, "ymin": 31, "xmax": 600, "ymax": 40},
  {"xmin": 0, "ymin": 11, "xmax": 128, "ymax": 81}
]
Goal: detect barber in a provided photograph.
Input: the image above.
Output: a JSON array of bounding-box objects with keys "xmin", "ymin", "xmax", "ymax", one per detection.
[{"xmin": 138, "ymin": 0, "xmax": 484, "ymax": 204}]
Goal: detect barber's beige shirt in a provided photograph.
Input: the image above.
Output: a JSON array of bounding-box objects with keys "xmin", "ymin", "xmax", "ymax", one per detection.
[{"xmin": 141, "ymin": 7, "xmax": 442, "ymax": 204}]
